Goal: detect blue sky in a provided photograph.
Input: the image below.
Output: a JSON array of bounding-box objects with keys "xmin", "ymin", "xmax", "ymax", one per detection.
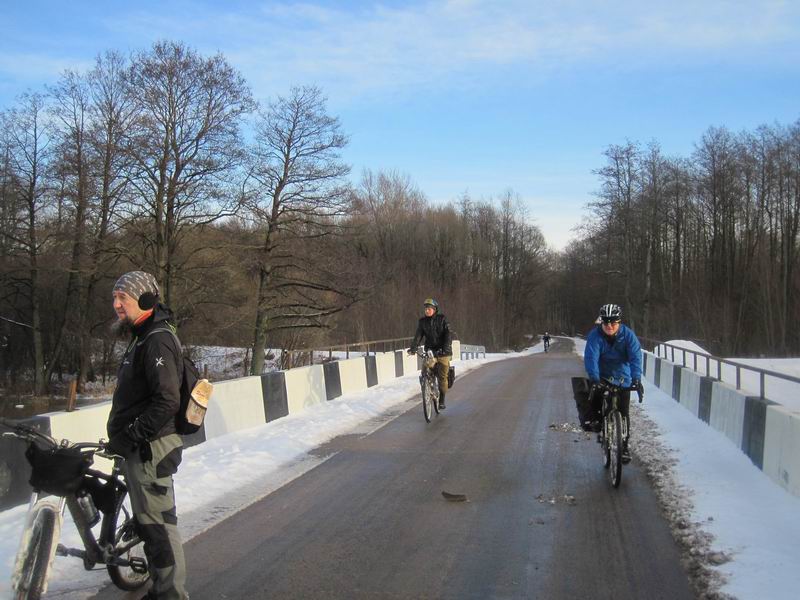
[{"xmin": 2, "ymin": 1, "xmax": 799, "ymax": 249}]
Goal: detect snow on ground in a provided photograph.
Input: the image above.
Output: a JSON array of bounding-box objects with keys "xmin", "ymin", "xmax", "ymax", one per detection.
[
  {"xmin": 573, "ymin": 339, "xmax": 800, "ymax": 599},
  {"xmin": 3, "ymin": 337, "xmax": 799, "ymax": 599},
  {"xmin": 0, "ymin": 346, "xmax": 541, "ymax": 599}
]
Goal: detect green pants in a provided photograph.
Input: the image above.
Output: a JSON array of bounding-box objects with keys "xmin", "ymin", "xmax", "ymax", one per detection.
[
  {"xmin": 435, "ymin": 355, "xmax": 452, "ymax": 394},
  {"xmin": 123, "ymin": 433, "xmax": 188, "ymax": 600}
]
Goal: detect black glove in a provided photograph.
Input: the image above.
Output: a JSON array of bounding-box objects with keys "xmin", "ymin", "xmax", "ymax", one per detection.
[
  {"xmin": 106, "ymin": 430, "xmax": 137, "ymax": 459},
  {"xmin": 407, "ymin": 347, "xmax": 416, "ymax": 356},
  {"xmin": 138, "ymin": 440, "xmax": 153, "ymax": 463},
  {"xmin": 633, "ymin": 379, "xmax": 644, "ymax": 401}
]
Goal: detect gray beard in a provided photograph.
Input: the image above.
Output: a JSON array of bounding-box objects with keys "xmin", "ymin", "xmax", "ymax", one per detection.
[{"xmin": 110, "ymin": 318, "xmax": 134, "ymax": 339}]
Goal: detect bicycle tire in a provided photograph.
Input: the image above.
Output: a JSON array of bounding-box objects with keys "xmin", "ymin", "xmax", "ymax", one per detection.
[
  {"xmin": 431, "ymin": 376, "xmax": 440, "ymax": 415},
  {"xmin": 13, "ymin": 503, "xmax": 59, "ymax": 600},
  {"xmin": 422, "ymin": 376, "xmax": 434, "ymax": 423},
  {"xmin": 610, "ymin": 410, "xmax": 623, "ymax": 488},
  {"xmin": 102, "ymin": 488, "xmax": 150, "ymax": 591}
]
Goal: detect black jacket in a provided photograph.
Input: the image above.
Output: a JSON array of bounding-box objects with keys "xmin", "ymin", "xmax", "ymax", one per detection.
[
  {"xmin": 411, "ymin": 313, "xmax": 453, "ymax": 356},
  {"xmin": 107, "ymin": 305, "xmax": 182, "ymax": 452}
]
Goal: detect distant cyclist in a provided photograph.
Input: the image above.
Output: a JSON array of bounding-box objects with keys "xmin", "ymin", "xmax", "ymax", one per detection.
[
  {"xmin": 543, "ymin": 332, "xmax": 551, "ymax": 352},
  {"xmin": 583, "ymin": 304, "xmax": 643, "ymax": 463},
  {"xmin": 408, "ymin": 298, "xmax": 453, "ymax": 409}
]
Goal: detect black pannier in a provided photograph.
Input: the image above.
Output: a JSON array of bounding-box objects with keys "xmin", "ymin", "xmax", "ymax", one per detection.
[
  {"xmin": 25, "ymin": 443, "xmax": 93, "ymax": 496},
  {"xmin": 571, "ymin": 377, "xmax": 597, "ymax": 428}
]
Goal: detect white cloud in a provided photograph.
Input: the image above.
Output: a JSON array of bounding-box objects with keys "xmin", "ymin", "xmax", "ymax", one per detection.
[{"xmin": 203, "ymin": 0, "xmax": 800, "ymax": 101}]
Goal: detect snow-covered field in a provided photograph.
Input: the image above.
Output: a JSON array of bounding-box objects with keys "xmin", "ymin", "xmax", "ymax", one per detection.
[
  {"xmin": 655, "ymin": 339, "xmax": 800, "ymax": 412},
  {"xmin": 1, "ymin": 338, "xmax": 798, "ymax": 599}
]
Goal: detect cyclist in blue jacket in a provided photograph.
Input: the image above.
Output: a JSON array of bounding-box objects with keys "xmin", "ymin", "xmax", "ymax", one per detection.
[{"xmin": 583, "ymin": 304, "xmax": 643, "ymax": 463}]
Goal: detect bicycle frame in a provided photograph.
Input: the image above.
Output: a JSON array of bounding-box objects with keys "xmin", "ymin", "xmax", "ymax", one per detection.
[{"xmin": 1, "ymin": 418, "xmax": 148, "ymax": 598}]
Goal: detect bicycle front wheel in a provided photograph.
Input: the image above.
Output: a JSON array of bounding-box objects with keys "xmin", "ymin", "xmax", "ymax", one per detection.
[
  {"xmin": 422, "ymin": 377, "xmax": 434, "ymax": 423},
  {"xmin": 609, "ymin": 410, "xmax": 623, "ymax": 488},
  {"xmin": 13, "ymin": 501, "xmax": 60, "ymax": 600},
  {"xmin": 102, "ymin": 488, "xmax": 150, "ymax": 591}
]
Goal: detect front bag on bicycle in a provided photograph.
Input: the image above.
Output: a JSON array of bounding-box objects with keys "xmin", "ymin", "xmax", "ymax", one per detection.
[{"xmin": 25, "ymin": 443, "xmax": 93, "ymax": 496}]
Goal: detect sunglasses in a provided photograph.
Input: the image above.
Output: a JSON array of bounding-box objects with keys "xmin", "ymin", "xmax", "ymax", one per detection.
[{"xmin": 601, "ymin": 319, "xmax": 621, "ymax": 325}]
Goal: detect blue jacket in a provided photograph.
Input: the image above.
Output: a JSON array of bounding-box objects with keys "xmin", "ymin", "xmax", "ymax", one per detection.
[{"xmin": 584, "ymin": 323, "xmax": 642, "ymax": 387}]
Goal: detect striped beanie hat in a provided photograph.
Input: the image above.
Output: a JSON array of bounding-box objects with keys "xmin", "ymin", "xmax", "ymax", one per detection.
[{"xmin": 113, "ymin": 271, "xmax": 159, "ymax": 302}]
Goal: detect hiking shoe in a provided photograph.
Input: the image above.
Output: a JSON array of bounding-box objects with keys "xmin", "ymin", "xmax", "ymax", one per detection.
[{"xmin": 438, "ymin": 401, "xmax": 446, "ymax": 410}]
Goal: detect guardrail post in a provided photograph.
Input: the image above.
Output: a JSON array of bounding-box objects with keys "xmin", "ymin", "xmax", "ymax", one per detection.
[
  {"xmin": 736, "ymin": 366, "xmax": 741, "ymax": 390},
  {"xmin": 760, "ymin": 372, "xmax": 765, "ymax": 399}
]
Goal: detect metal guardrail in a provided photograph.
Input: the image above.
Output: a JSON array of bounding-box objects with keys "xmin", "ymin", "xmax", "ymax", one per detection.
[
  {"xmin": 460, "ymin": 344, "xmax": 486, "ymax": 359},
  {"xmin": 643, "ymin": 338, "xmax": 800, "ymax": 401},
  {"xmin": 284, "ymin": 337, "xmax": 414, "ymax": 369},
  {"xmin": 285, "ymin": 338, "xmax": 487, "ymax": 368}
]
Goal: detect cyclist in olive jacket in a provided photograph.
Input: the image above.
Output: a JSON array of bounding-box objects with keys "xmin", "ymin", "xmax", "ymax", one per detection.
[{"xmin": 408, "ymin": 298, "xmax": 453, "ymax": 409}]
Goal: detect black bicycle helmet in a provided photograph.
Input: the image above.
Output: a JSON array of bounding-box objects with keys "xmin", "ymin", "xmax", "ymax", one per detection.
[{"xmin": 599, "ymin": 304, "xmax": 621, "ymax": 322}]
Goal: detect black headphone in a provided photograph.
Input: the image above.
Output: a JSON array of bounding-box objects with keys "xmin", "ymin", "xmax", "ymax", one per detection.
[{"xmin": 137, "ymin": 291, "xmax": 159, "ymax": 310}]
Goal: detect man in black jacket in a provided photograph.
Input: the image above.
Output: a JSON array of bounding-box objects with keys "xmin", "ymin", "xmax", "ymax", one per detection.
[
  {"xmin": 408, "ymin": 298, "xmax": 453, "ymax": 409},
  {"xmin": 107, "ymin": 271, "xmax": 188, "ymax": 600}
]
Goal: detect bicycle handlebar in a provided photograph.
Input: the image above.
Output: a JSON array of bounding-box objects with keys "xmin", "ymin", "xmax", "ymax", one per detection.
[
  {"xmin": 0, "ymin": 417, "xmax": 111, "ymax": 452},
  {"xmin": 594, "ymin": 380, "xmax": 644, "ymax": 403}
]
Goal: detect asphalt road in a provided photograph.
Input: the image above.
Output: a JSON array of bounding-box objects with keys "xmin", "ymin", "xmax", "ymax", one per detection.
[{"xmin": 96, "ymin": 339, "xmax": 694, "ymax": 599}]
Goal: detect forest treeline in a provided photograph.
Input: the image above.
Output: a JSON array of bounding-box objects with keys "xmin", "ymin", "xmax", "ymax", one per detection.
[
  {"xmin": 562, "ymin": 125, "xmax": 800, "ymax": 357},
  {"xmin": 1, "ymin": 40, "xmax": 798, "ymax": 398},
  {"xmin": 0, "ymin": 41, "xmax": 552, "ymax": 396}
]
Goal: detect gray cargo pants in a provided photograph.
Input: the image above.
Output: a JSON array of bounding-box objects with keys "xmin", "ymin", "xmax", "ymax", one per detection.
[{"xmin": 123, "ymin": 433, "xmax": 188, "ymax": 599}]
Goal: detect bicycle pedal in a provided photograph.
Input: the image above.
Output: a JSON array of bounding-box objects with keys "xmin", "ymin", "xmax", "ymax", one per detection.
[{"xmin": 130, "ymin": 557, "xmax": 148, "ymax": 574}]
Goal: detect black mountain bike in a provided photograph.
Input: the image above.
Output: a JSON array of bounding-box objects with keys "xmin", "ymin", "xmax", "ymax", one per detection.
[
  {"xmin": 415, "ymin": 348, "xmax": 441, "ymax": 423},
  {"xmin": 1, "ymin": 417, "xmax": 149, "ymax": 599},
  {"xmin": 595, "ymin": 381, "xmax": 641, "ymax": 488}
]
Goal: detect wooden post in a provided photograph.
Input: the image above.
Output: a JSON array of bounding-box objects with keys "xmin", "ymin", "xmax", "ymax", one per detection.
[
  {"xmin": 66, "ymin": 379, "xmax": 78, "ymax": 412},
  {"xmin": 203, "ymin": 364, "xmax": 209, "ymax": 379}
]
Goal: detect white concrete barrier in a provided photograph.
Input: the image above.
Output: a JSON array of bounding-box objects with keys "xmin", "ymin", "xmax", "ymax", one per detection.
[
  {"xmin": 337, "ymin": 357, "xmax": 369, "ymax": 395},
  {"xmin": 451, "ymin": 340, "xmax": 461, "ymax": 362},
  {"xmin": 402, "ymin": 352, "xmax": 418, "ymax": 375},
  {"xmin": 285, "ymin": 364, "xmax": 326, "ymax": 413},
  {"xmin": 374, "ymin": 352, "xmax": 396, "ymax": 384},
  {"xmin": 48, "ymin": 402, "xmax": 111, "ymax": 445},
  {"xmin": 204, "ymin": 376, "xmax": 266, "ymax": 440},
  {"xmin": 709, "ymin": 383, "xmax": 747, "ymax": 449},
  {"xmin": 657, "ymin": 360, "xmax": 674, "ymax": 398},
  {"xmin": 678, "ymin": 367, "xmax": 702, "ymax": 417},
  {"xmin": 764, "ymin": 405, "xmax": 800, "ymax": 497}
]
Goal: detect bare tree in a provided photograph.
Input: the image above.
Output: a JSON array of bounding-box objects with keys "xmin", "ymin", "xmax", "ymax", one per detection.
[
  {"xmin": 123, "ymin": 41, "xmax": 255, "ymax": 305},
  {"xmin": 246, "ymin": 86, "xmax": 354, "ymax": 375},
  {"xmin": 1, "ymin": 93, "xmax": 52, "ymax": 394}
]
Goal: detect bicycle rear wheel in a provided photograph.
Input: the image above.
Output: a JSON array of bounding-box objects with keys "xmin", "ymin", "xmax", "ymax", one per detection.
[
  {"xmin": 12, "ymin": 501, "xmax": 60, "ymax": 600},
  {"xmin": 102, "ymin": 488, "xmax": 150, "ymax": 591},
  {"xmin": 609, "ymin": 410, "xmax": 623, "ymax": 488}
]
